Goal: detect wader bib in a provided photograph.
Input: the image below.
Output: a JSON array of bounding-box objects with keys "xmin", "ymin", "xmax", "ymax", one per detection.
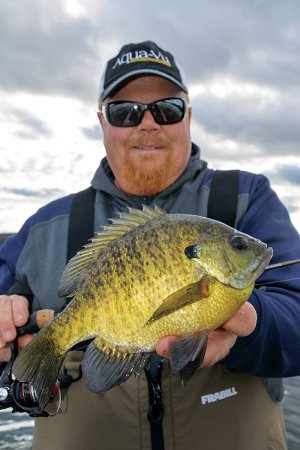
[{"xmin": 33, "ymin": 356, "xmax": 286, "ymax": 450}]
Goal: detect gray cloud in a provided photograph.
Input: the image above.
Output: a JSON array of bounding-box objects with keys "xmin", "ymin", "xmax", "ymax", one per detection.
[
  {"xmin": 16, "ymin": 111, "xmax": 52, "ymax": 136},
  {"xmin": 0, "ymin": 0, "xmax": 300, "ymax": 176},
  {"xmin": 3, "ymin": 187, "xmax": 64, "ymax": 198},
  {"xmin": 1, "ymin": 0, "xmax": 300, "ymax": 165},
  {"xmin": 267, "ymin": 164, "xmax": 300, "ymax": 185},
  {"xmin": 1, "ymin": 107, "xmax": 52, "ymax": 139},
  {"xmin": 277, "ymin": 195, "xmax": 299, "ymax": 216},
  {"xmin": 0, "ymin": 0, "xmax": 299, "ymax": 233},
  {"xmin": 191, "ymin": 92, "xmax": 300, "ymax": 157},
  {"xmin": 81, "ymin": 124, "xmax": 102, "ymax": 141},
  {"xmin": 166, "ymin": 1, "xmax": 300, "ymax": 93},
  {"xmin": 1, "ymin": 0, "xmax": 300, "ymax": 101},
  {"xmin": 0, "ymin": 1, "xmax": 99, "ymax": 101}
]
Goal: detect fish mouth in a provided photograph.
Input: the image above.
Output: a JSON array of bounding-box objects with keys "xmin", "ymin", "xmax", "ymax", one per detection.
[
  {"xmin": 252, "ymin": 247, "xmax": 273, "ymax": 278},
  {"xmin": 228, "ymin": 247, "xmax": 273, "ymax": 289}
]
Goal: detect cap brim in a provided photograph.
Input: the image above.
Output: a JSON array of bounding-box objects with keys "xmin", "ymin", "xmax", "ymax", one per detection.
[{"xmin": 100, "ymin": 69, "xmax": 188, "ymax": 101}]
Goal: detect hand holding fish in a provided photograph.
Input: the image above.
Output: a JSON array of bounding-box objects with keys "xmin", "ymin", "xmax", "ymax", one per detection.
[
  {"xmin": 0, "ymin": 295, "xmax": 31, "ymax": 362},
  {"xmin": 155, "ymin": 301, "xmax": 257, "ymax": 367}
]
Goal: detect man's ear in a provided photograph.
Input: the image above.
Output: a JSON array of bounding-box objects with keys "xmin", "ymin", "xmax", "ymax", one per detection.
[
  {"xmin": 97, "ymin": 111, "xmax": 104, "ymax": 127},
  {"xmin": 187, "ymin": 106, "xmax": 192, "ymax": 123}
]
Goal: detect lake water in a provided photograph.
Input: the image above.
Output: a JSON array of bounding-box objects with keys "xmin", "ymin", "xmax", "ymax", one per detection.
[
  {"xmin": 0, "ymin": 377, "xmax": 299, "ymax": 449},
  {"xmin": 0, "ymin": 409, "xmax": 33, "ymax": 450}
]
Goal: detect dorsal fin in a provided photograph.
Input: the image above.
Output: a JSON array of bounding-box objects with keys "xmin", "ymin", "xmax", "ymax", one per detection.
[{"xmin": 57, "ymin": 205, "xmax": 166, "ymax": 298}]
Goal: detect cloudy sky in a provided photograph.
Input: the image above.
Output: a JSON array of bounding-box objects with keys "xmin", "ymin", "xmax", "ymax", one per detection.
[{"xmin": 1, "ymin": 0, "xmax": 300, "ymax": 233}]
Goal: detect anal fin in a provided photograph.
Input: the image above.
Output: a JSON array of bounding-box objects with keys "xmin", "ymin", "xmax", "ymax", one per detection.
[
  {"xmin": 169, "ymin": 333, "xmax": 208, "ymax": 384},
  {"xmin": 82, "ymin": 336, "xmax": 150, "ymax": 394}
]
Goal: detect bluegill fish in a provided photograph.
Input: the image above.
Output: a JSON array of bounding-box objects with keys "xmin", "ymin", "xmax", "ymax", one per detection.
[{"xmin": 12, "ymin": 206, "xmax": 272, "ymax": 409}]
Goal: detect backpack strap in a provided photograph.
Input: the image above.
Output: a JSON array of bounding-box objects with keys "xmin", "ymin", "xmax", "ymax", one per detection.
[
  {"xmin": 67, "ymin": 186, "xmax": 96, "ymax": 262},
  {"xmin": 207, "ymin": 170, "xmax": 240, "ymax": 227}
]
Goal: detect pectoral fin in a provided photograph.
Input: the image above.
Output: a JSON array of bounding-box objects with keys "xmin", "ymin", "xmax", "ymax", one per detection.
[
  {"xmin": 169, "ymin": 333, "xmax": 208, "ymax": 384},
  {"xmin": 145, "ymin": 277, "xmax": 210, "ymax": 327}
]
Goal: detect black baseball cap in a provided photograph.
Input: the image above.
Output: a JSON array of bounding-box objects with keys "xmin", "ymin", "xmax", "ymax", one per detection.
[{"xmin": 99, "ymin": 40, "xmax": 188, "ymax": 101}]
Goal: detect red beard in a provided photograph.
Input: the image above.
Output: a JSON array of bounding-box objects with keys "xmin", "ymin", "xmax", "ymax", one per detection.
[{"xmin": 115, "ymin": 135, "xmax": 174, "ymax": 195}]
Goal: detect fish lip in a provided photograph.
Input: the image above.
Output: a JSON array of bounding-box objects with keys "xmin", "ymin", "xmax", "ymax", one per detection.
[
  {"xmin": 251, "ymin": 247, "xmax": 273, "ymax": 279},
  {"xmin": 229, "ymin": 247, "xmax": 273, "ymax": 288}
]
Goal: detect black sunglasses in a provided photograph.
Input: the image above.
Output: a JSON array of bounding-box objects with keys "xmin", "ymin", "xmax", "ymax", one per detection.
[{"xmin": 101, "ymin": 97, "xmax": 187, "ymax": 127}]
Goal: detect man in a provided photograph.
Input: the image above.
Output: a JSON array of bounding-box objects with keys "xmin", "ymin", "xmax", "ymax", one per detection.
[{"xmin": 1, "ymin": 41, "xmax": 300, "ymax": 450}]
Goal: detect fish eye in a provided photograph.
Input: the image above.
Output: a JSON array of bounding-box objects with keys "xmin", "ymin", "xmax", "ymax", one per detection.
[
  {"xmin": 230, "ymin": 235, "xmax": 249, "ymax": 251},
  {"xmin": 185, "ymin": 245, "xmax": 198, "ymax": 259}
]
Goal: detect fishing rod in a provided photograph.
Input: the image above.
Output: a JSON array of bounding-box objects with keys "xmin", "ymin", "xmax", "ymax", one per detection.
[{"xmin": 265, "ymin": 258, "xmax": 300, "ymax": 270}]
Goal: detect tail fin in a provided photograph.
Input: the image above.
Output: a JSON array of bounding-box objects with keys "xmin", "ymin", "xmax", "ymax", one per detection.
[{"xmin": 12, "ymin": 328, "xmax": 66, "ymax": 410}]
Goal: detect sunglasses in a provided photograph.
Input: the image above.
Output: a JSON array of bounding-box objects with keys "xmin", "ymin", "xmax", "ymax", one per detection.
[{"xmin": 101, "ymin": 97, "xmax": 187, "ymax": 127}]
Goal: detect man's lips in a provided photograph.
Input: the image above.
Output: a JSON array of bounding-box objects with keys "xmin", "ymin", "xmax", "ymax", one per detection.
[{"xmin": 132, "ymin": 145, "xmax": 165, "ymax": 150}]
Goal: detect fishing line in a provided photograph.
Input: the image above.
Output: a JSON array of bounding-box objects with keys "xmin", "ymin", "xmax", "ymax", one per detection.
[
  {"xmin": 48, "ymin": 385, "xmax": 62, "ymax": 417},
  {"xmin": 255, "ymin": 258, "xmax": 300, "ymax": 287},
  {"xmin": 255, "ymin": 277, "xmax": 300, "ymax": 287}
]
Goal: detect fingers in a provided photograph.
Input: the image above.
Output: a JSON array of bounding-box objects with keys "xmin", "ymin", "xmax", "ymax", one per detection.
[
  {"xmin": 155, "ymin": 302, "xmax": 257, "ymax": 368},
  {"xmin": 18, "ymin": 334, "xmax": 34, "ymax": 350},
  {"xmin": 0, "ymin": 295, "xmax": 16, "ymax": 345},
  {"xmin": 156, "ymin": 330, "xmax": 237, "ymax": 367},
  {"xmin": 221, "ymin": 302, "xmax": 257, "ymax": 337},
  {"xmin": 200, "ymin": 302, "xmax": 257, "ymax": 367},
  {"xmin": 11, "ymin": 295, "xmax": 29, "ymax": 327},
  {"xmin": 156, "ymin": 336, "xmax": 179, "ymax": 358},
  {"xmin": 0, "ymin": 295, "xmax": 29, "ymax": 348},
  {"xmin": 0, "ymin": 334, "xmax": 33, "ymax": 364},
  {"xmin": 200, "ymin": 329, "xmax": 237, "ymax": 367},
  {"xmin": 199, "ymin": 302, "xmax": 257, "ymax": 368},
  {"xmin": 0, "ymin": 345, "xmax": 13, "ymax": 363}
]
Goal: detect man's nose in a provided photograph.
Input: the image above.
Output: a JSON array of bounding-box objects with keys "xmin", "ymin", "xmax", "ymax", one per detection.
[{"xmin": 137, "ymin": 110, "xmax": 160, "ymax": 131}]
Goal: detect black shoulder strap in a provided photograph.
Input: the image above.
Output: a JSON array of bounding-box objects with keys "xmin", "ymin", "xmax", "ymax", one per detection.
[
  {"xmin": 207, "ymin": 170, "xmax": 239, "ymax": 227},
  {"xmin": 67, "ymin": 186, "xmax": 96, "ymax": 262}
]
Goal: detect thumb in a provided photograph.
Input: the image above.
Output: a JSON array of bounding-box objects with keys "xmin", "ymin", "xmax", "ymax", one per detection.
[{"xmin": 18, "ymin": 334, "xmax": 34, "ymax": 351}]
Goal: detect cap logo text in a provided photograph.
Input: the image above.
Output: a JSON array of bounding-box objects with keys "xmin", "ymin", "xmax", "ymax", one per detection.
[{"xmin": 112, "ymin": 50, "xmax": 171, "ymax": 69}]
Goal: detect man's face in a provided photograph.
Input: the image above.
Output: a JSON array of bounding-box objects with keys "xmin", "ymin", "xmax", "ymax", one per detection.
[{"xmin": 98, "ymin": 76, "xmax": 192, "ymax": 196}]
